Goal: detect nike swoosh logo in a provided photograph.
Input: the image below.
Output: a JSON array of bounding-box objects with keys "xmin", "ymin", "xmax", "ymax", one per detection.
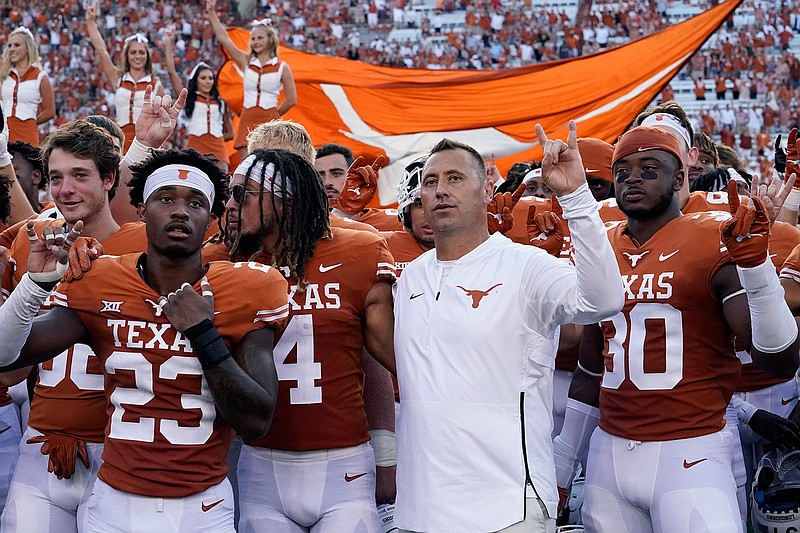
[
  {"xmin": 781, "ymin": 396, "xmax": 798, "ymax": 406},
  {"xmin": 683, "ymin": 458, "xmax": 707, "ymax": 469},
  {"xmin": 345, "ymin": 472, "xmax": 367, "ymax": 482},
  {"xmin": 202, "ymin": 499, "xmax": 224, "ymax": 512},
  {"xmin": 658, "ymin": 250, "xmax": 679, "ymax": 261},
  {"xmin": 410, "ymin": 293, "xmax": 424, "ymax": 300},
  {"xmin": 638, "ymin": 146, "xmax": 662, "ymax": 152},
  {"xmin": 0, "ymin": 426, "xmax": 11, "ymax": 436},
  {"xmin": 585, "ymin": 168, "xmax": 600, "ymax": 173},
  {"xmin": 319, "ymin": 263, "xmax": 343, "ymax": 273}
]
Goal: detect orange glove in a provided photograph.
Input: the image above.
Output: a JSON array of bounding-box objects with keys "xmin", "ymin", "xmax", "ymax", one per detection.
[
  {"xmin": 785, "ymin": 127, "xmax": 800, "ymax": 186},
  {"xmin": 526, "ymin": 196, "xmax": 565, "ymax": 257},
  {"xmin": 330, "ymin": 155, "xmax": 385, "ymax": 214},
  {"xmin": 721, "ymin": 180, "xmax": 770, "ymax": 268},
  {"xmin": 487, "ymin": 183, "xmax": 525, "ymax": 234},
  {"xmin": 27, "ymin": 433, "xmax": 90, "ymax": 480},
  {"xmin": 61, "ymin": 237, "xmax": 104, "ymax": 282}
]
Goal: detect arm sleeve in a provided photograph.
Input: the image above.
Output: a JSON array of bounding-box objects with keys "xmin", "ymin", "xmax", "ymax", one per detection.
[
  {"xmin": 525, "ymin": 183, "xmax": 624, "ymax": 327},
  {"xmin": 0, "ymin": 273, "xmax": 51, "ymax": 365}
]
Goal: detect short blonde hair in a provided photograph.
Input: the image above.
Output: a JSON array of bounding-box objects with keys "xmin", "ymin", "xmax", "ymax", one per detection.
[{"xmin": 246, "ymin": 120, "xmax": 316, "ymax": 163}]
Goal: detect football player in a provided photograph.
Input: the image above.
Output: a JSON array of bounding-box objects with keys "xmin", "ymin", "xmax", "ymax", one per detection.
[
  {"xmin": 0, "ymin": 119, "xmax": 149, "ymax": 532},
  {"xmin": 226, "ymin": 149, "xmax": 396, "ymax": 532},
  {"xmin": 0, "ymin": 87, "xmax": 190, "ymax": 532},
  {"xmin": 0, "ymin": 148, "xmax": 289, "ymax": 533},
  {"xmin": 315, "ymin": 142, "xmax": 402, "ymax": 231},
  {"xmin": 554, "ymin": 126, "xmax": 799, "ymax": 532},
  {"xmin": 381, "ymin": 156, "xmax": 433, "ymax": 277}
]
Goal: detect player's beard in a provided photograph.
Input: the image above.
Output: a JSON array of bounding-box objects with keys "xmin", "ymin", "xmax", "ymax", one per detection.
[
  {"xmin": 234, "ymin": 230, "xmax": 263, "ymax": 258},
  {"xmin": 619, "ymin": 189, "xmax": 675, "ymax": 221}
]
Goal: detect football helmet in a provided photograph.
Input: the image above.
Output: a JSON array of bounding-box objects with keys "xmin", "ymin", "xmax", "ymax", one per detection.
[
  {"xmin": 751, "ymin": 450, "xmax": 800, "ymax": 533},
  {"xmin": 397, "ymin": 155, "xmax": 427, "ymax": 229}
]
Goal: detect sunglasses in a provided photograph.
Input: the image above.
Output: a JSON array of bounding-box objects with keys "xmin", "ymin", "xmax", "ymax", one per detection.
[{"xmin": 231, "ymin": 183, "xmax": 260, "ymax": 204}]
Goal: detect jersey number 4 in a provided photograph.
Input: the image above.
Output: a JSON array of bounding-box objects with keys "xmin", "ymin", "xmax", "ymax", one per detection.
[
  {"xmin": 601, "ymin": 302, "xmax": 684, "ymax": 391},
  {"xmin": 273, "ymin": 314, "xmax": 322, "ymax": 404}
]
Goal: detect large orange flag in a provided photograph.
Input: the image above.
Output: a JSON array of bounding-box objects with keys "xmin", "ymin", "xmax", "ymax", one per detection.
[{"xmin": 219, "ymin": 0, "xmax": 740, "ymax": 204}]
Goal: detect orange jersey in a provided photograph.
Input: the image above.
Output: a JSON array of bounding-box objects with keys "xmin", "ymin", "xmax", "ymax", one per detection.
[
  {"xmin": 357, "ymin": 208, "xmax": 403, "ymax": 231},
  {"xmin": 8, "ymin": 221, "xmax": 148, "ymax": 442},
  {"xmin": 381, "ymin": 230, "xmax": 427, "ymax": 276},
  {"xmin": 330, "ymin": 212, "xmax": 380, "ymax": 233},
  {"xmin": 600, "ymin": 214, "xmax": 741, "ymax": 441},
  {"xmin": 248, "ymin": 227, "xmax": 396, "ymax": 451},
  {"xmin": 54, "ymin": 254, "xmax": 288, "ymax": 497}
]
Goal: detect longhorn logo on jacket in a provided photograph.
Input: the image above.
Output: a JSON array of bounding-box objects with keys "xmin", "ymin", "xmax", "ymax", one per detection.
[{"xmin": 457, "ymin": 283, "xmax": 503, "ymax": 308}]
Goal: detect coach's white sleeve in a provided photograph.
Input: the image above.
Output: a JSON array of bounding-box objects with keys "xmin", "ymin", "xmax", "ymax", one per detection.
[
  {"xmin": 0, "ymin": 274, "xmax": 50, "ymax": 366},
  {"xmin": 522, "ymin": 184, "xmax": 623, "ymax": 328}
]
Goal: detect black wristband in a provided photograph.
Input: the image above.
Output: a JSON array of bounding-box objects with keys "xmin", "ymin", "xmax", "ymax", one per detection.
[
  {"xmin": 185, "ymin": 318, "xmax": 220, "ymax": 350},
  {"xmin": 184, "ymin": 319, "xmax": 232, "ymax": 370},
  {"xmin": 195, "ymin": 336, "xmax": 232, "ymax": 370}
]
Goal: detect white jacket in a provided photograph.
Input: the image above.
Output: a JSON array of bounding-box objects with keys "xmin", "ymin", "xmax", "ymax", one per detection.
[{"xmin": 393, "ymin": 183, "xmax": 623, "ymax": 532}]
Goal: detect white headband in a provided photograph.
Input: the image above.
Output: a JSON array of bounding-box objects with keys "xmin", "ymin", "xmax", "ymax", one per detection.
[
  {"xmin": 143, "ymin": 164, "xmax": 215, "ymax": 205},
  {"xmin": 523, "ymin": 168, "xmax": 542, "ymax": 183},
  {"xmin": 125, "ymin": 33, "xmax": 149, "ymax": 44},
  {"xmin": 188, "ymin": 62, "xmax": 210, "ymax": 81},
  {"xmin": 640, "ymin": 113, "xmax": 692, "ymax": 149},
  {"xmin": 234, "ymin": 155, "xmax": 292, "ymax": 197}
]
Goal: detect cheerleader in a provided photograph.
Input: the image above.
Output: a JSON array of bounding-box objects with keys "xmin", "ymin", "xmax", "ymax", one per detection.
[
  {"xmin": 0, "ymin": 28, "xmax": 55, "ymax": 146},
  {"xmin": 86, "ymin": 6, "xmax": 164, "ymax": 151},
  {"xmin": 206, "ymin": 0, "xmax": 297, "ymax": 159},
  {"xmin": 163, "ymin": 29, "xmax": 233, "ymax": 171}
]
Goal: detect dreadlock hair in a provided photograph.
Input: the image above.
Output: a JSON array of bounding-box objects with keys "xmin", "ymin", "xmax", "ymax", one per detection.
[
  {"xmin": 690, "ymin": 167, "xmax": 752, "ymax": 193},
  {"xmin": 184, "ymin": 65, "xmax": 227, "ymax": 120},
  {"xmin": 0, "ymin": 174, "xmax": 11, "ymax": 224},
  {"xmin": 127, "ymin": 149, "xmax": 230, "ymax": 234},
  {"xmin": 230, "ymin": 149, "xmax": 331, "ymax": 288},
  {"xmin": 8, "ymin": 141, "xmax": 47, "ymax": 189}
]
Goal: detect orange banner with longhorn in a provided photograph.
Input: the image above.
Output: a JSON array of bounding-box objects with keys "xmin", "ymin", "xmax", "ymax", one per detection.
[{"xmin": 219, "ymin": 0, "xmax": 740, "ymax": 205}]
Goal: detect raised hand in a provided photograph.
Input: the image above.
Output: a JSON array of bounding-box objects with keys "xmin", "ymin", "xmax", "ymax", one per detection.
[
  {"xmin": 486, "ymin": 183, "xmax": 525, "ymax": 234},
  {"xmin": 721, "ymin": 180, "xmax": 770, "ymax": 268},
  {"xmin": 331, "ymin": 155, "xmax": 385, "ymax": 214},
  {"xmin": 534, "ymin": 120, "xmax": 585, "ymax": 196},
  {"xmin": 750, "ymin": 172, "xmax": 796, "ymax": 224},
  {"xmin": 62, "ymin": 237, "xmax": 104, "ymax": 282},
  {"xmin": 134, "ymin": 85, "xmax": 188, "ymax": 150},
  {"xmin": 85, "ymin": 5, "xmax": 96, "ymax": 24},
  {"xmin": 526, "ymin": 196, "xmax": 565, "ymax": 257},
  {"xmin": 205, "ymin": 0, "xmax": 217, "ymax": 15},
  {"xmin": 26, "ymin": 221, "xmax": 84, "ymax": 284},
  {"xmin": 160, "ymin": 278, "xmax": 215, "ymax": 333}
]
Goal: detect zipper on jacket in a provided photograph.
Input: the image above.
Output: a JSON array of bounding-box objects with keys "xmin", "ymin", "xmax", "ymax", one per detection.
[{"xmin": 519, "ymin": 391, "xmax": 535, "ymax": 518}]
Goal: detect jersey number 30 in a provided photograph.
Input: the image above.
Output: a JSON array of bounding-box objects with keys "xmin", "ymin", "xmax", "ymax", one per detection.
[{"xmin": 601, "ymin": 302, "xmax": 684, "ymax": 391}]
